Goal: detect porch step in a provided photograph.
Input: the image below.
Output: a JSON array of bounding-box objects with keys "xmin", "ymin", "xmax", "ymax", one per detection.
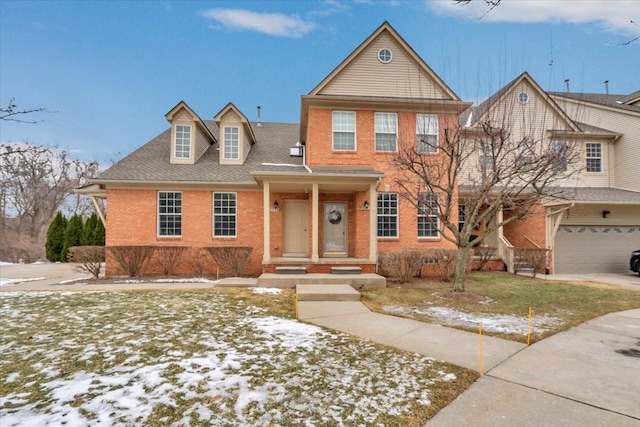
[
  {"xmin": 275, "ymin": 266, "xmax": 307, "ymax": 275},
  {"xmin": 258, "ymin": 273, "xmax": 386, "ymax": 289},
  {"xmin": 331, "ymin": 266, "xmax": 362, "ymax": 275},
  {"xmin": 296, "ymin": 284, "xmax": 361, "ymax": 302}
]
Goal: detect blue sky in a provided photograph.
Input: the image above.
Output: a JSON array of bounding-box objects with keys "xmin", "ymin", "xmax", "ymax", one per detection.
[{"xmin": 1, "ymin": 0, "xmax": 638, "ymax": 162}]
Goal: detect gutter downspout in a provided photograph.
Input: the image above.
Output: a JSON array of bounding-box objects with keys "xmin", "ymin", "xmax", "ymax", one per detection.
[{"xmin": 302, "ymin": 144, "xmax": 312, "ymax": 173}]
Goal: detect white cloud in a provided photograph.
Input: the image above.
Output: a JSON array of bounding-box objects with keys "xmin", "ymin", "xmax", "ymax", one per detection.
[
  {"xmin": 199, "ymin": 8, "xmax": 317, "ymax": 38},
  {"xmin": 427, "ymin": 0, "xmax": 640, "ymax": 36}
]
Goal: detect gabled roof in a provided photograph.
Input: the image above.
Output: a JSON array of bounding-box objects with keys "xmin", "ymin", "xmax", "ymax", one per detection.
[
  {"xmin": 95, "ymin": 121, "xmax": 303, "ymax": 185},
  {"xmin": 165, "ymin": 100, "xmax": 217, "ymax": 143},
  {"xmin": 549, "ymin": 90, "xmax": 640, "ymax": 114},
  {"xmin": 567, "ymin": 187, "xmax": 640, "ymax": 203},
  {"xmin": 214, "ymin": 102, "xmax": 258, "ymax": 144},
  {"xmin": 309, "ymin": 21, "xmax": 460, "ymax": 101},
  {"xmin": 466, "ymin": 72, "xmax": 581, "ymax": 133}
]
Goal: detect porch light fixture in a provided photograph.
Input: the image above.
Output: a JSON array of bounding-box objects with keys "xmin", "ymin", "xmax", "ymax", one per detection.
[
  {"xmin": 602, "ymin": 210, "xmax": 610, "ymax": 218},
  {"xmin": 363, "ymin": 200, "xmax": 369, "ymax": 210},
  {"xmin": 272, "ymin": 201, "xmax": 279, "ymax": 212}
]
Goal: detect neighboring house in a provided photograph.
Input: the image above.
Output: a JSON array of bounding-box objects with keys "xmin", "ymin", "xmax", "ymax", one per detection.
[
  {"xmin": 463, "ymin": 73, "xmax": 639, "ymax": 274},
  {"xmin": 83, "ymin": 21, "xmax": 638, "ymax": 278},
  {"xmin": 547, "ymin": 89, "xmax": 640, "ymax": 273}
]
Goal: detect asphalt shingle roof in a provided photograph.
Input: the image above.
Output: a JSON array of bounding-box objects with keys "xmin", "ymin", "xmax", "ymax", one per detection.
[
  {"xmin": 569, "ymin": 187, "xmax": 640, "ymax": 203},
  {"xmin": 549, "ymin": 91, "xmax": 640, "ymax": 114},
  {"xmin": 96, "ymin": 121, "xmax": 305, "ymax": 183}
]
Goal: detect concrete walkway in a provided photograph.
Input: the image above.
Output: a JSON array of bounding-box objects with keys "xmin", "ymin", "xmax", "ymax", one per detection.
[
  {"xmin": 298, "ymin": 300, "xmax": 526, "ymax": 373},
  {"xmin": 298, "ymin": 302, "xmax": 640, "ymax": 426}
]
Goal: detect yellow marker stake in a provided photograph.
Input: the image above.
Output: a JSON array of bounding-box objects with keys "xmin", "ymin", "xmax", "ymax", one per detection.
[
  {"xmin": 295, "ymin": 291, "xmax": 299, "ymax": 319},
  {"xmin": 527, "ymin": 306, "xmax": 532, "ymax": 346},
  {"xmin": 216, "ymin": 266, "xmax": 219, "ymax": 281},
  {"xmin": 478, "ymin": 321, "xmax": 483, "ymax": 376}
]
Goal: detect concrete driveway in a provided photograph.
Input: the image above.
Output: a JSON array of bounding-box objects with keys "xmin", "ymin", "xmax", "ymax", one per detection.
[
  {"xmin": 427, "ymin": 309, "xmax": 640, "ymax": 426},
  {"xmin": 542, "ymin": 272, "xmax": 640, "ymax": 291}
]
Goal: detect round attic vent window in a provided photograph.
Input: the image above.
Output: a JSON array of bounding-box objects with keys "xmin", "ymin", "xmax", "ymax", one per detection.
[
  {"xmin": 378, "ymin": 48, "xmax": 392, "ymax": 63},
  {"xmin": 518, "ymin": 92, "xmax": 529, "ymax": 104}
]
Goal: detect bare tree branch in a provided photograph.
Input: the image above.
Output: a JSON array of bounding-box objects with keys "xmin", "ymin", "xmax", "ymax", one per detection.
[{"xmin": 0, "ymin": 98, "xmax": 50, "ymax": 124}]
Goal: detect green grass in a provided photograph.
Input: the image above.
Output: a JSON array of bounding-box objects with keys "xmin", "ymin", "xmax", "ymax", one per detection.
[
  {"xmin": 1, "ymin": 289, "xmax": 476, "ymax": 426},
  {"xmin": 362, "ymin": 272, "xmax": 640, "ymax": 343}
]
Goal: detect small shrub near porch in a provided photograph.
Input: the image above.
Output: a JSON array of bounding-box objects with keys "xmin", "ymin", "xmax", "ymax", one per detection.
[
  {"xmin": 379, "ymin": 248, "xmax": 473, "ymax": 283},
  {"xmin": 205, "ymin": 246, "xmax": 253, "ymax": 277}
]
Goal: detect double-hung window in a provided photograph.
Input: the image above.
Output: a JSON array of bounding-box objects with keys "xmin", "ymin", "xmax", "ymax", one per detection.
[
  {"xmin": 332, "ymin": 111, "xmax": 356, "ymax": 151},
  {"xmin": 158, "ymin": 191, "xmax": 182, "ymax": 236},
  {"xmin": 223, "ymin": 126, "xmax": 240, "ymax": 160},
  {"xmin": 418, "ymin": 193, "xmax": 439, "ymax": 238},
  {"xmin": 375, "ymin": 112, "xmax": 397, "ymax": 151},
  {"xmin": 416, "ymin": 114, "xmax": 438, "ymax": 153},
  {"xmin": 458, "ymin": 204, "xmax": 466, "ymax": 232},
  {"xmin": 586, "ymin": 142, "xmax": 602, "ymax": 172},
  {"xmin": 174, "ymin": 125, "xmax": 191, "ymax": 159},
  {"xmin": 377, "ymin": 193, "xmax": 398, "ymax": 237},
  {"xmin": 516, "ymin": 138, "xmax": 535, "ymax": 171},
  {"xmin": 479, "ymin": 139, "xmax": 495, "ymax": 172},
  {"xmin": 213, "ymin": 192, "xmax": 237, "ymax": 237},
  {"xmin": 550, "ymin": 140, "xmax": 568, "ymax": 172}
]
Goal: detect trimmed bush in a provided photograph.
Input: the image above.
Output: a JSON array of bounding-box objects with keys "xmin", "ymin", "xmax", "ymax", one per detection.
[
  {"xmin": 68, "ymin": 246, "xmax": 105, "ymax": 279},
  {"xmin": 189, "ymin": 247, "xmax": 212, "ymax": 277},
  {"xmin": 378, "ymin": 249, "xmax": 423, "ymax": 283},
  {"xmin": 108, "ymin": 246, "xmax": 155, "ymax": 277},
  {"xmin": 62, "ymin": 214, "xmax": 84, "ymax": 262},
  {"xmin": 154, "ymin": 246, "xmax": 188, "ymax": 276},
  {"xmin": 204, "ymin": 247, "xmax": 253, "ymax": 277}
]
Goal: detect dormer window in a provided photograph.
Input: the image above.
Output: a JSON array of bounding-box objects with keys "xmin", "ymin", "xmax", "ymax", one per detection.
[
  {"xmin": 174, "ymin": 125, "xmax": 191, "ymax": 159},
  {"xmin": 223, "ymin": 126, "xmax": 240, "ymax": 160}
]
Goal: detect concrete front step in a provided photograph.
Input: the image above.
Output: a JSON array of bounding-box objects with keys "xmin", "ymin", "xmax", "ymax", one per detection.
[
  {"xmin": 297, "ymin": 284, "xmax": 361, "ymax": 302},
  {"xmin": 331, "ymin": 266, "xmax": 361, "ymax": 275},
  {"xmin": 258, "ymin": 273, "xmax": 386, "ymax": 289},
  {"xmin": 275, "ymin": 266, "xmax": 307, "ymax": 274}
]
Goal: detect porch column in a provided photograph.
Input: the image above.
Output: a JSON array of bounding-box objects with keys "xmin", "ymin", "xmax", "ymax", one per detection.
[
  {"xmin": 263, "ymin": 181, "xmax": 271, "ymax": 264},
  {"xmin": 368, "ymin": 183, "xmax": 377, "ymax": 262},
  {"xmin": 311, "ymin": 183, "xmax": 319, "ymax": 262}
]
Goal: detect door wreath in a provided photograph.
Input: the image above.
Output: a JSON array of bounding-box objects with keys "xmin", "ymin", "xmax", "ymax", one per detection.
[{"xmin": 327, "ymin": 209, "xmax": 342, "ymax": 224}]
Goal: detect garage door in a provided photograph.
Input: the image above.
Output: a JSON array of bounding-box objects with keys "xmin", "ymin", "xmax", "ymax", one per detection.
[{"xmin": 554, "ymin": 226, "xmax": 640, "ymax": 273}]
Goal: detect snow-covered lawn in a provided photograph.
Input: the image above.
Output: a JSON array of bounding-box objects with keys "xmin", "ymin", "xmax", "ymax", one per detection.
[
  {"xmin": 0, "ymin": 291, "xmax": 469, "ymax": 426},
  {"xmin": 383, "ymin": 305, "xmax": 562, "ymax": 335}
]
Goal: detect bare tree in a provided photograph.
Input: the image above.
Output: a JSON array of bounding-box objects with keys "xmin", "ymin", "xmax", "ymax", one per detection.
[
  {"xmin": 0, "ymin": 143, "xmax": 100, "ymax": 262},
  {"xmin": 392, "ymin": 100, "xmax": 582, "ymax": 292},
  {"xmin": 0, "ymin": 98, "xmax": 49, "ymax": 124}
]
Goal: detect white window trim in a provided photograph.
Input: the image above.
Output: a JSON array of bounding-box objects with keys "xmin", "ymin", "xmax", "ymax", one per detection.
[
  {"xmin": 223, "ymin": 126, "xmax": 240, "ymax": 160},
  {"xmin": 174, "ymin": 125, "xmax": 192, "ymax": 159},
  {"xmin": 157, "ymin": 191, "xmax": 182, "ymax": 238},
  {"xmin": 332, "ymin": 111, "xmax": 356, "ymax": 152},
  {"xmin": 375, "ymin": 112, "xmax": 398, "ymax": 152},
  {"xmin": 416, "ymin": 113, "xmax": 438, "ymax": 153},
  {"xmin": 550, "ymin": 140, "xmax": 569, "ymax": 172},
  {"xmin": 377, "ymin": 193, "xmax": 399, "ymax": 238},
  {"xmin": 213, "ymin": 191, "xmax": 237, "ymax": 238},
  {"xmin": 586, "ymin": 142, "xmax": 603, "ymax": 173}
]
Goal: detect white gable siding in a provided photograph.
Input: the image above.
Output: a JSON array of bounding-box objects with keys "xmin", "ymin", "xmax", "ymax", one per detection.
[
  {"xmin": 553, "ymin": 97, "xmax": 640, "ymax": 192},
  {"xmin": 461, "ymin": 81, "xmax": 578, "ymax": 185},
  {"xmin": 319, "ymin": 34, "xmax": 449, "ymax": 99}
]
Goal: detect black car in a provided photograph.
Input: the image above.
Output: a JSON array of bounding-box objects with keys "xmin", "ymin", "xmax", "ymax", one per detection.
[{"xmin": 631, "ymin": 249, "xmax": 640, "ymax": 275}]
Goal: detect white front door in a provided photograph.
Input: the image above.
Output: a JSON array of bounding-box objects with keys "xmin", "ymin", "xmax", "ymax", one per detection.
[
  {"xmin": 323, "ymin": 202, "xmax": 347, "ymax": 256},
  {"xmin": 283, "ymin": 200, "xmax": 308, "ymax": 257}
]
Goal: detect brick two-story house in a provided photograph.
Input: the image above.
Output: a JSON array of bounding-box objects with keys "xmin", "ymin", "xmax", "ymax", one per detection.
[{"xmin": 81, "ymin": 21, "xmax": 639, "ymax": 279}]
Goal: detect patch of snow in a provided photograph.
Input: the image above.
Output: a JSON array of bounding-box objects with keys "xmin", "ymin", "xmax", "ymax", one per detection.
[
  {"xmin": 6, "ymin": 372, "xmax": 20, "ymax": 383},
  {"xmin": 383, "ymin": 305, "xmax": 562, "ymax": 334},
  {"xmin": 58, "ymin": 277, "xmax": 92, "ymax": 284},
  {"xmin": 252, "ymin": 287, "xmax": 282, "ymax": 295},
  {"xmin": 151, "ymin": 277, "xmax": 218, "ymax": 284},
  {"xmin": 0, "ymin": 277, "xmax": 46, "ymax": 287}
]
